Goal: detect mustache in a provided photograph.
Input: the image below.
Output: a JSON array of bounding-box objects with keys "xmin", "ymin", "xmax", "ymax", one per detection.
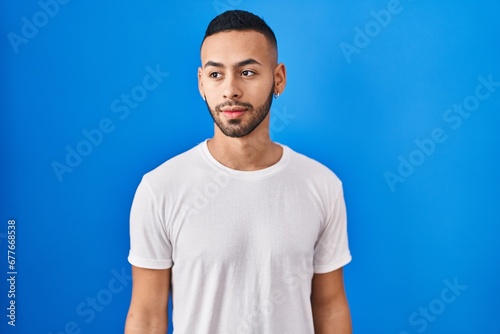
[{"xmin": 214, "ymin": 100, "xmax": 254, "ymax": 112}]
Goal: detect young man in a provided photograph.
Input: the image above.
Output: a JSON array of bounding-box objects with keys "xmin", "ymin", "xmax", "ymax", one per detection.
[{"xmin": 125, "ymin": 10, "xmax": 352, "ymax": 334}]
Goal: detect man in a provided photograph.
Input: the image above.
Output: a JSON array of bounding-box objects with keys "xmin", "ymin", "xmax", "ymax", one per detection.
[{"xmin": 125, "ymin": 10, "xmax": 352, "ymax": 334}]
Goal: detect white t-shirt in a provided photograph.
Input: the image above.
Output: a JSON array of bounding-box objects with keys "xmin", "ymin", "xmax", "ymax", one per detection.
[{"xmin": 128, "ymin": 140, "xmax": 351, "ymax": 334}]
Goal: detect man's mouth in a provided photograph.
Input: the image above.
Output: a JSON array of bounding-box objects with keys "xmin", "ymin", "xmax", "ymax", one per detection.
[{"xmin": 220, "ymin": 108, "xmax": 247, "ymax": 119}]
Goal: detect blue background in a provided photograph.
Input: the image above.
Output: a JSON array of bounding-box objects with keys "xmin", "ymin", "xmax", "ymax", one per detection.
[{"xmin": 1, "ymin": 0, "xmax": 499, "ymax": 333}]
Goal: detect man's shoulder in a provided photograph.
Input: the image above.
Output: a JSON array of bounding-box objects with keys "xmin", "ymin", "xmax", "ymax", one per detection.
[
  {"xmin": 286, "ymin": 147, "xmax": 331, "ymax": 170},
  {"xmin": 285, "ymin": 146, "xmax": 342, "ymax": 185},
  {"xmin": 143, "ymin": 141, "xmax": 205, "ymax": 183}
]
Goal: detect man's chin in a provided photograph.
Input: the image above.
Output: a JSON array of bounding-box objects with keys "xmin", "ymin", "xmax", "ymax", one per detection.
[
  {"xmin": 220, "ymin": 128, "xmax": 249, "ymax": 138},
  {"xmin": 227, "ymin": 119, "xmax": 242, "ymax": 125}
]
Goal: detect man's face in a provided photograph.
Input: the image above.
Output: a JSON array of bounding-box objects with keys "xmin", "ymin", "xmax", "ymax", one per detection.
[{"xmin": 198, "ymin": 30, "xmax": 278, "ymax": 138}]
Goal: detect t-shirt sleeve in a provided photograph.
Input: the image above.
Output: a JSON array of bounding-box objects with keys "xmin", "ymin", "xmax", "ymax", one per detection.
[
  {"xmin": 127, "ymin": 176, "xmax": 173, "ymax": 269},
  {"xmin": 313, "ymin": 181, "xmax": 352, "ymax": 274}
]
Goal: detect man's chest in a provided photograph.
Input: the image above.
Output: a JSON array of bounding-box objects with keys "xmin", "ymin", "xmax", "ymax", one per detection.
[{"xmin": 169, "ymin": 183, "xmax": 324, "ymax": 266}]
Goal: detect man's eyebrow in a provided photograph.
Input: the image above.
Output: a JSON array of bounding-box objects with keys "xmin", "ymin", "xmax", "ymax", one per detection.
[
  {"xmin": 204, "ymin": 60, "xmax": 224, "ymax": 69},
  {"xmin": 235, "ymin": 58, "xmax": 262, "ymax": 68},
  {"xmin": 203, "ymin": 58, "xmax": 262, "ymax": 69}
]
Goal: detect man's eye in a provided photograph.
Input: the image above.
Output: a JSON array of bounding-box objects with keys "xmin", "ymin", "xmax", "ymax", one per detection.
[
  {"xmin": 241, "ymin": 70, "xmax": 255, "ymax": 77},
  {"xmin": 209, "ymin": 72, "xmax": 222, "ymax": 78}
]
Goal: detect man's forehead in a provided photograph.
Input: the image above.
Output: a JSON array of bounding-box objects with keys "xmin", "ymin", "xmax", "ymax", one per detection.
[{"xmin": 200, "ymin": 30, "xmax": 275, "ymax": 63}]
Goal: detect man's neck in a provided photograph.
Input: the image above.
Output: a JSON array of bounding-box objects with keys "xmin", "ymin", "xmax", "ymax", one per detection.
[{"xmin": 207, "ymin": 127, "xmax": 283, "ymax": 171}]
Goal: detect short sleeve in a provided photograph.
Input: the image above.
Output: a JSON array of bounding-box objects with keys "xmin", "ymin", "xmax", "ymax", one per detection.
[
  {"xmin": 127, "ymin": 176, "xmax": 173, "ymax": 269},
  {"xmin": 313, "ymin": 182, "xmax": 352, "ymax": 273}
]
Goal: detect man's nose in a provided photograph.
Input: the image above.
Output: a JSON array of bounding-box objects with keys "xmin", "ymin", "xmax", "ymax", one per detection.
[{"xmin": 222, "ymin": 75, "xmax": 242, "ymax": 99}]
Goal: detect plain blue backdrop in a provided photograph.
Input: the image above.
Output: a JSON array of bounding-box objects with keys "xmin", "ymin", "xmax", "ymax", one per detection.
[{"xmin": 1, "ymin": 0, "xmax": 499, "ymax": 333}]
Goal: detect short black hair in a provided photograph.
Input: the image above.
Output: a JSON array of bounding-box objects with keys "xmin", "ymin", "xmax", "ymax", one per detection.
[{"xmin": 201, "ymin": 10, "xmax": 277, "ymax": 52}]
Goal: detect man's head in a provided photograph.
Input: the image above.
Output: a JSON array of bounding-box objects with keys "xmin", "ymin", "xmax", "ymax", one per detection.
[{"xmin": 198, "ymin": 10, "xmax": 286, "ymax": 138}]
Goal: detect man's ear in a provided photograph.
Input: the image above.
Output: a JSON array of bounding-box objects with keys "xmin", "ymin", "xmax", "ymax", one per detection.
[
  {"xmin": 274, "ymin": 63, "xmax": 287, "ymax": 95},
  {"xmin": 198, "ymin": 67, "xmax": 205, "ymax": 100}
]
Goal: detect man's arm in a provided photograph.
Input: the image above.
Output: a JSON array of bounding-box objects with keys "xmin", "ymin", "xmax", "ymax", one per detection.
[
  {"xmin": 311, "ymin": 267, "xmax": 352, "ymax": 334},
  {"xmin": 124, "ymin": 266, "xmax": 171, "ymax": 334}
]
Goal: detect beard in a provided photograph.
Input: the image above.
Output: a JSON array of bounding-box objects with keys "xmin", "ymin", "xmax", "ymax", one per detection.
[{"xmin": 204, "ymin": 88, "xmax": 274, "ymax": 138}]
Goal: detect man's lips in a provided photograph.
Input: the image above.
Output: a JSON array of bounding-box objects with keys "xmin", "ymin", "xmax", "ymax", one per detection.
[{"xmin": 220, "ymin": 108, "xmax": 247, "ymax": 119}]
